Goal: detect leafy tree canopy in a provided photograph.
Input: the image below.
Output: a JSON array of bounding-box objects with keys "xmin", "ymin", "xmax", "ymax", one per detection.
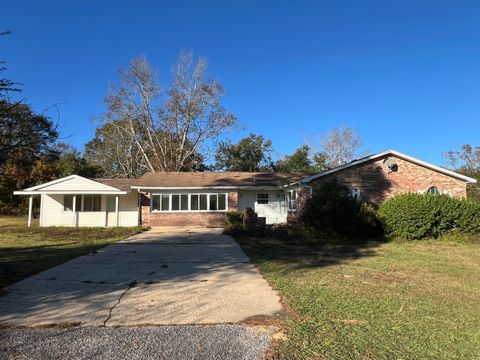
[
  {"xmin": 275, "ymin": 145, "xmax": 327, "ymax": 173},
  {"xmin": 54, "ymin": 143, "xmax": 100, "ymax": 178},
  {"xmin": 214, "ymin": 133, "xmax": 274, "ymax": 172}
]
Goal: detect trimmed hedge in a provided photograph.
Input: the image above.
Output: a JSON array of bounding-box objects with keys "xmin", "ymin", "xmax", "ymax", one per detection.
[
  {"xmin": 378, "ymin": 193, "xmax": 480, "ymax": 239},
  {"xmin": 301, "ymin": 180, "xmax": 383, "ymax": 239}
]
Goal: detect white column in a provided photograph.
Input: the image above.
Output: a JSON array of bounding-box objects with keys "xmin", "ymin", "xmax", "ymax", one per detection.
[
  {"xmin": 72, "ymin": 195, "xmax": 77, "ymax": 227},
  {"xmin": 27, "ymin": 195, "xmax": 33, "ymax": 227},
  {"xmin": 115, "ymin": 195, "xmax": 119, "ymax": 226}
]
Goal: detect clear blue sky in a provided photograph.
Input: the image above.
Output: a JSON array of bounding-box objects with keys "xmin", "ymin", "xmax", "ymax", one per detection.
[{"xmin": 2, "ymin": 0, "xmax": 480, "ymax": 165}]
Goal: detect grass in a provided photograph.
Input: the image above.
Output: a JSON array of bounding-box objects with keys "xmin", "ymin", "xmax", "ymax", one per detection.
[
  {"xmin": 237, "ymin": 234, "xmax": 480, "ymax": 359},
  {"xmin": 0, "ymin": 216, "xmax": 143, "ymax": 289}
]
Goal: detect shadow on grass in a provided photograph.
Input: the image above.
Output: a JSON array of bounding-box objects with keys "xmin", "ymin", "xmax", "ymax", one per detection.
[{"xmin": 235, "ymin": 234, "xmax": 384, "ymax": 273}]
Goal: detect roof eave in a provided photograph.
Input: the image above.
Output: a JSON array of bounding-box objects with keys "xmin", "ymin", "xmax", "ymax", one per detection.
[
  {"xmin": 132, "ymin": 185, "xmax": 284, "ymax": 191},
  {"xmin": 14, "ymin": 190, "xmax": 129, "ymax": 195}
]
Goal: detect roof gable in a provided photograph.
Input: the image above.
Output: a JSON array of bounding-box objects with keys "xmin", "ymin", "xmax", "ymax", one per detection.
[
  {"xmin": 301, "ymin": 150, "xmax": 477, "ymax": 184},
  {"xmin": 16, "ymin": 175, "xmax": 128, "ymax": 194}
]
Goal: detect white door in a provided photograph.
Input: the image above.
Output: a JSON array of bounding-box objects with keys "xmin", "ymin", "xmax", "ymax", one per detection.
[{"xmin": 254, "ymin": 191, "xmax": 287, "ymax": 224}]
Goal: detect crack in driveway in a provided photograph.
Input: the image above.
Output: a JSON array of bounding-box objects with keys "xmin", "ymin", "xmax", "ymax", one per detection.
[{"xmin": 102, "ymin": 267, "xmax": 163, "ymax": 326}]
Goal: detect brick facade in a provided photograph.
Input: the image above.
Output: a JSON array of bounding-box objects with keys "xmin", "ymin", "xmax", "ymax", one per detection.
[
  {"xmin": 310, "ymin": 155, "xmax": 467, "ymax": 206},
  {"xmin": 286, "ymin": 155, "xmax": 468, "ymax": 223},
  {"xmin": 140, "ymin": 191, "xmax": 238, "ymax": 227}
]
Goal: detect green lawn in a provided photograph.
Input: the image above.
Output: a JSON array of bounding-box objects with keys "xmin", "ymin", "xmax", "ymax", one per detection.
[
  {"xmin": 237, "ymin": 235, "xmax": 480, "ymax": 359},
  {"xmin": 0, "ymin": 217, "xmax": 143, "ymax": 289}
]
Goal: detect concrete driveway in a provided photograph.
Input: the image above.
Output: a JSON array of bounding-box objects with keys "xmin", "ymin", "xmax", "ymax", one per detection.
[{"xmin": 0, "ymin": 227, "xmax": 282, "ymax": 327}]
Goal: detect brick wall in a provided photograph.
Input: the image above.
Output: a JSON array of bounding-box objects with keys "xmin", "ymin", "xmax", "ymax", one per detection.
[
  {"xmin": 287, "ymin": 155, "xmax": 467, "ymax": 223},
  {"xmin": 311, "ymin": 155, "xmax": 467, "ymax": 206},
  {"xmin": 140, "ymin": 191, "xmax": 238, "ymax": 227}
]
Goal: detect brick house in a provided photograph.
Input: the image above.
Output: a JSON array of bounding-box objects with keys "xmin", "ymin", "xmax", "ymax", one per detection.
[{"xmin": 14, "ymin": 150, "xmax": 477, "ymax": 227}]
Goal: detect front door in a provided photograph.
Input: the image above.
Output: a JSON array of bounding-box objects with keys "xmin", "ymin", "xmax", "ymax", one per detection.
[{"xmin": 254, "ymin": 191, "xmax": 287, "ymax": 224}]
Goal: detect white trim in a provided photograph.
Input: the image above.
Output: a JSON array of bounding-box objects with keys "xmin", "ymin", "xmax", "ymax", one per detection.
[
  {"xmin": 115, "ymin": 195, "xmax": 119, "ymax": 227},
  {"xmin": 132, "ymin": 186, "xmax": 281, "ymax": 191},
  {"xmin": 286, "ymin": 189, "xmax": 297, "ymax": 211},
  {"xmin": 13, "ymin": 174, "xmax": 129, "ymax": 196},
  {"xmin": 299, "ymin": 150, "xmax": 477, "ymax": 184},
  {"xmin": 27, "ymin": 195, "xmax": 33, "ymax": 227},
  {"xmin": 14, "ymin": 190, "xmax": 127, "ymax": 195},
  {"xmin": 72, "ymin": 194, "xmax": 77, "ymax": 227}
]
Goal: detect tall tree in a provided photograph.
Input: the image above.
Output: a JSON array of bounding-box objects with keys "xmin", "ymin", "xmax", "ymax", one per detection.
[
  {"xmin": 444, "ymin": 144, "xmax": 480, "ymax": 174},
  {"xmin": 275, "ymin": 145, "xmax": 327, "ymax": 173},
  {"xmin": 315, "ymin": 127, "xmax": 365, "ymax": 168},
  {"xmin": 0, "ymin": 100, "xmax": 59, "ymax": 213},
  {"xmin": 0, "ymin": 100, "xmax": 58, "ymax": 173},
  {"xmin": 214, "ymin": 133, "xmax": 274, "ymax": 172},
  {"xmin": 0, "ymin": 31, "xmax": 21, "ymax": 96},
  {"xmin": 95, "ymin": 51, "xmax": 236, "ymax": 176},
  {"xmin": 85, "ymin": 120, "xmax": 148, "ymax": 178}
]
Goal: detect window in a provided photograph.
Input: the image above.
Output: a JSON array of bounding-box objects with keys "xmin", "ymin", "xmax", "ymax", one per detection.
[
  {"xmin": 218, "ymin": 194, "xmax": 226, "ymax": 211},
  {"xmin": 209, "ymin": 194, "xmax": 218, "ymax": 211},
  {"xmin": 257, "ymin": 193, "xmax": 269, "ymax": 204},
  {"xmin": 351, "ymin": 188, "xmax": 361, "ymax": 200},
  {"xmin": 107, "ymin": 196, "xmax": 116, "ymax": 212},
  {"xmin": 200, "ymin": 194, "xmax": 208, "ymax": 210},
  {"xmin": 152, "ymin": 195, "xmax": 161, "ymax": 211},
  {"xmin": 63, "ymin": 195, "xmax": 85, "ymax": 212},
  {"xmin": 83, "ymin": 195, "xmax": 101, "ymax": 212},
  {"xmin": 161, "ymin": 194, "xmax": 170, "ymax": 211},
  {"xmin": 181, "ymin": 194, "xmax": 189, "ymax": 210},
  {"xmin": 170, "ymin": 194, "xmax": 189, "ymax": 211},
  {"xmin": 191, "ymin": 194, "xmax": 199, "ymax": 210},
  {"xmin": 172, "ymin": 195, "xmax": 180, "ymax": 211},
  {"xmin": 287, "ymin": 190, "xmax": 297, "ymax": 211},
  {"xmin": 427, "ymin": 186, "xmax": 440, "ymax": 195},
  {"xmin": 64, "ymin": 195, "xmax": 73, "ymax": 211},
  {"xmin": 150, "ymin": 193, "xmax": 228, "ymax": 212}
]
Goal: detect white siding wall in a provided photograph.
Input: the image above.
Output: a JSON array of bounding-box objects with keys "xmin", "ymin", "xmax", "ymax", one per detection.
[
  {"xmin": 41, "ymin": 194, "xmax": 76, "ymax": 226},
  {"xmin": 40, "ymin": 192, "xmax": 139, "ymax": 227},
  {"xmin": 238, "ymin": 190, "xmax": 287, "ymax": 224},
  {"xmin": 112, "ymin": 191, "xmax": 139, "ymax": 227}
]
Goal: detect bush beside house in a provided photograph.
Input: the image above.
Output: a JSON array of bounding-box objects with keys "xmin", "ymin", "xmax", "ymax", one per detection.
[
  {"xmin": 301, "ymin": 180, "xmax": 383, "ymax": 239},
  {"xmin": 227, "ymin": 186, "xmax": 480, "ymax": 241},
  {"xmin": 378, "ymin": 193, "xmax": 480, "ymax": 240}
]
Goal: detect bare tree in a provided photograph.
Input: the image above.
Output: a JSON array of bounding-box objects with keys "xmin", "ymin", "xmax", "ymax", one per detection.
[
  {"xmin": 97, "ymin": 51, "xmax": 236, "ymax": 176},
  {"xmin": 313, "ymin": 127, "xmax": 365, "ymax": 168},
  {"xmin": 443, "ymin": 144, "xmax": 480, "ymax": 172}
]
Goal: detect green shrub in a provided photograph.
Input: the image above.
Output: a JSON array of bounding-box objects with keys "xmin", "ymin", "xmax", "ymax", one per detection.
[
  {"xmin": 301, "ymin": 180, "xmax": 383, "ymax": 239},
  {"xmin": 378, "ymin": 193, "xmax": 480, "ymax": 240},
  {"xmin": 224, "ymin": 210, "xmax": 244, "ymax": 234}
]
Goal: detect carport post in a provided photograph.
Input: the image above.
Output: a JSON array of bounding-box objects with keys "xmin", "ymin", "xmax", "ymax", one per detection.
[
  {"xmin": 72, "ymin": 195, "xmax": 77, "ymax": 227},
  {"xmin": 27, "ymin": 195, "xmax": 33, "ymax": 227},
  {"xmin": 115, "ymin": 195, "xmax": 119, "ymax": 226}
]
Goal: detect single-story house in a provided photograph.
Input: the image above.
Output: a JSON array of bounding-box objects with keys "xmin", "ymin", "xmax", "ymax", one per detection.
[{"xmin": 14, "ymin": 150, "xmax": 477, "ymax": 227}]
